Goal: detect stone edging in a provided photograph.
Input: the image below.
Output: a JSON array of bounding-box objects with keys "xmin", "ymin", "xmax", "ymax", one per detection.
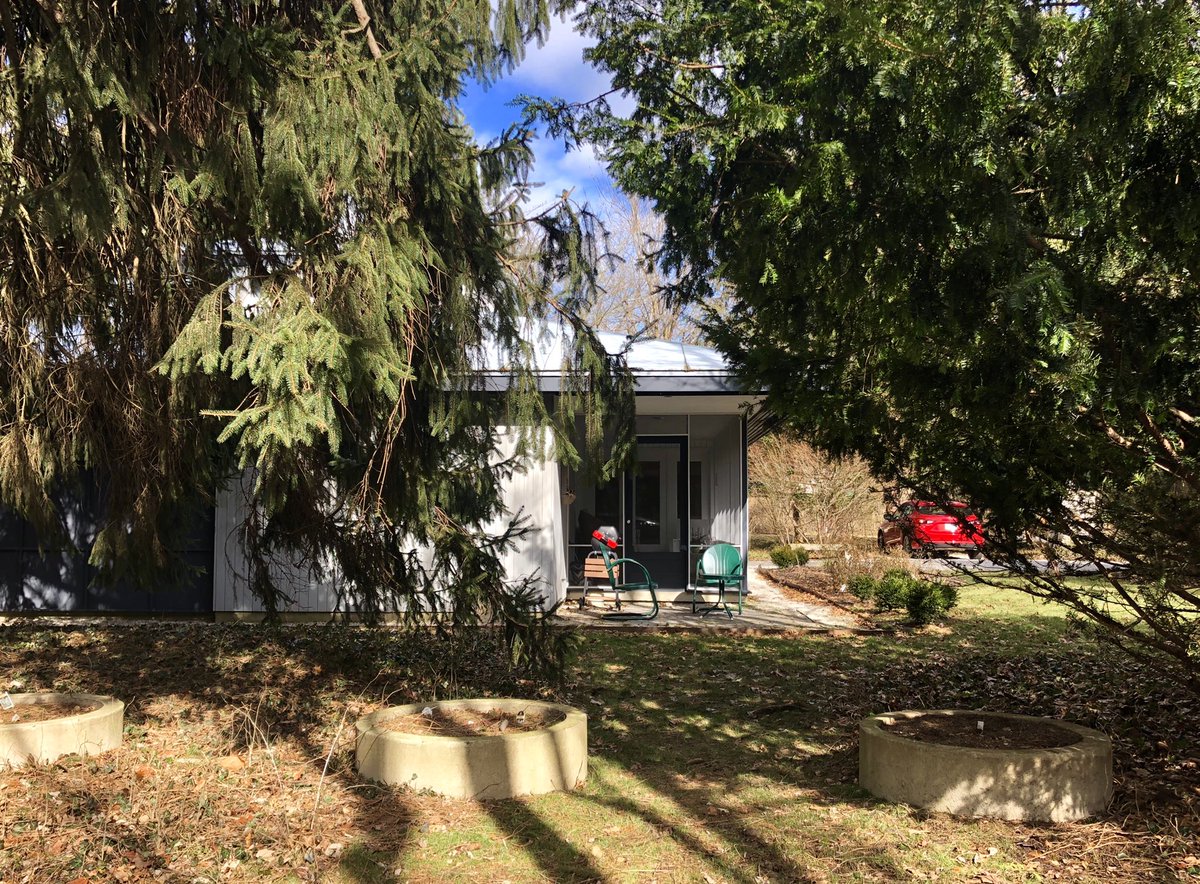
[
  {"xmin": 0, "ymin": 693, "xmax": 125, "ymax": 767},
  {"xmin": 356, "ymin": 698, "xmax": 587, "ymax": 799},
  {"xmin": 859, "ymin": 709, "xmax": 1113, "ymax": 821}
]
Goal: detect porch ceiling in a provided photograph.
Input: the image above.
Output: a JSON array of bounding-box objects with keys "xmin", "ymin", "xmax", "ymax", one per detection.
[{"xmin": 635, "ymin": 394, "xmax": 763, "ymax": 415}]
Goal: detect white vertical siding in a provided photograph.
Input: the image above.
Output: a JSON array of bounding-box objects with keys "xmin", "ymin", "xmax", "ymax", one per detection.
[
  {"xmin": 213, "ymin": 427, "xmax": 566, "ymax": 614},
  {"xmin": 212, "ymin": 471, "xmax": 344, "ymax": 613},
  {"xmin": 211, "ymin": 475, "xmax": 243, "ymax": 613},
  {"xmin": 709, "ymin": 416, "xmax": 743, "ymax": 546},
  {"xmin": 492, "ymin": 428, "xmax": 566, "ymax": 609}
]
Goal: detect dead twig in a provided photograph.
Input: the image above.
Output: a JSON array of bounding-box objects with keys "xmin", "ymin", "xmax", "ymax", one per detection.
[{"xmin": 311, "ymin": 705, "xmax": 351, "ymax": 833}]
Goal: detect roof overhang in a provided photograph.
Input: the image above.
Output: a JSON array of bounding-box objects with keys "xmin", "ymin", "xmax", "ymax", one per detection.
[
  {"xmin": 635, "ymin": 393, "xmax": 765, "ymax": 415},
  {"xmin": 476, "ymin": 371, "xmax": 745, "ymax": 395}
]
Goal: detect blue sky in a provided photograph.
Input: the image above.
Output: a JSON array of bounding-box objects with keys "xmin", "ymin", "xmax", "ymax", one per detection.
[{"xmin": 459, "ymin": 14, "xmax": 632, "ymax": 212}]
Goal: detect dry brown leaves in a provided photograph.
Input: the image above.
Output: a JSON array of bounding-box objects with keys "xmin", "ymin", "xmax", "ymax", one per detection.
[{"xmin": 0, "ymin": 621, "xmax": 545, "ymax": 883}]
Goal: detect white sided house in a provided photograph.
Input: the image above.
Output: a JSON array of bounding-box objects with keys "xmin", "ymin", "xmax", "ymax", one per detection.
[
  {"xmin": 212, "ymin": 331, "xmax": 769, "ymax": 616},
  {"xmin": 0, "ymin": 332, "xmax": 766, "ymax": 616}
]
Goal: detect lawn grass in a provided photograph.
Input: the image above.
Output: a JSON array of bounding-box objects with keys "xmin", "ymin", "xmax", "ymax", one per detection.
[{"xmin": 0, "ymin": 586, "xmax": 1196, "ymax": 883}]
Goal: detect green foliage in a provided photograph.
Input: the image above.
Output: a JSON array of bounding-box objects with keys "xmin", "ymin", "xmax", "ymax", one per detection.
[
  {"xmin": 554, "ymin": 0, "xmax": 1200, "ymax": 693},
  {"xmin": 769, "ymin": 544, "xmax": 808, "ymax": 568},
  {"xmin": 873, "ymin": 570, "xmax": 916, "ymax": 612},
  {"xmin": 847, "ymin": 574, "xmax": 877, "ymax": 601},
  {"xmin": 850, "ymin": 568, "xmax": 958, "ymax": 623},
  {"xmin": 0, "ymin": 0, "xmax": 627, "ymax": 671},
  {"xmin": 904, "ymin": 582, "xmax": 960, "ymax": 627}
]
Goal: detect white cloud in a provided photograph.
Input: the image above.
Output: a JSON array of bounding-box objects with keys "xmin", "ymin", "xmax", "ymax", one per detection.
[
  {"xmin": 473, "ymin": 14, "xmax": 642, "ymax": 208},
  {"xmin": 512, "ymin": 17, "xmax": 609, "ymax": 102},
  {"xmin": 558, "ymin": 143, "xmax": 606, "ymax": 178},
  {"xmin": 523, "ymin": 138, "xmax": 609, "ymax": 213}
]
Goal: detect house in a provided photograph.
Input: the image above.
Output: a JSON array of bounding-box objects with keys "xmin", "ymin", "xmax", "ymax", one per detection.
[{"xmin": 0, "ymin": 331, "xmax": 768, "ymax": 616}]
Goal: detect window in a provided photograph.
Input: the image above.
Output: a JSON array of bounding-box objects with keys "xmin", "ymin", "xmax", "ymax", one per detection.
[{"xmin": 690, "ymin": 461, "xmax": 703, "ymax": 519}]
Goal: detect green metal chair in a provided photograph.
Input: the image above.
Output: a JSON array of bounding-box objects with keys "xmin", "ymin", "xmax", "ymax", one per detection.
[
  {"xmin": 595, "ymin": 549, "xmax": 659, "ymax": 621},
  {"xmin": 695, "ymin": 543, "xmax": 746, "ymax": 618}
]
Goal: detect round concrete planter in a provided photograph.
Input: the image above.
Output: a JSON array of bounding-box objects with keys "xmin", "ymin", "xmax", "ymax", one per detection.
[
  {"xmin": 356, "ymin": 699, "xmax": 587, "ymax": 800},
  {"xmin": 0, "ymin": 693, "xmax": 124, "ymax": 768},
  {"xmin": 859, "ymin": 710, "xmax": 1112, "ymax": 822}
]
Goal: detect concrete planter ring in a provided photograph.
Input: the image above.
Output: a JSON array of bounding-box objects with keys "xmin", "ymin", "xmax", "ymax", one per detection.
[
  {"xmin": 0, "ymin": 693, "xmax": 125, "ymax": 768},
  {"xmin": 356, "ymin": 698, "xmax": 587, "ymax": 799},
  {"xmin": 859, "ymin": 709, "xmax": 1112, "ymax": 822}
]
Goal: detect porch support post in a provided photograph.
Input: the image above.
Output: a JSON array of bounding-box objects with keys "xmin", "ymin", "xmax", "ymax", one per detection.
[{"xmin": 741, "ymin": 414, "xmax": 749, "ymax": 596}]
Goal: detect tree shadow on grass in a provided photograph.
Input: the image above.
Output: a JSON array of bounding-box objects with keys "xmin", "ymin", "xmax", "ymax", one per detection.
[
  {"xmin": 580, "ymin": 768, "xmax": 819, "ymax": 883},
  {"xmin": 0, "ymin": 621, "xmax": 540, "ymax": 882},
  {"xmin": 548, "ymin": 620, "xmax": 1192, "ymax": 879},
  {"xmin": 482, "ymin": 797, "xmax": 608, "ymax": 883},
  {"xmin": 0, "ymin": 609, "xmax": 1193, "ymax": 881}
]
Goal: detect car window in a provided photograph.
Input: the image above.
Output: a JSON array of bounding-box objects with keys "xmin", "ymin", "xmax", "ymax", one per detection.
[{"xmin": 915, "ymin": 504, "xmax": 977, "ymax": 517}]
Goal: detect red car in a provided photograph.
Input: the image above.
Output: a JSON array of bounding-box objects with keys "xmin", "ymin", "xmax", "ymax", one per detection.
[{"xmin": 878, "ymin": 500, "xmax": 985, "ymax": 558}]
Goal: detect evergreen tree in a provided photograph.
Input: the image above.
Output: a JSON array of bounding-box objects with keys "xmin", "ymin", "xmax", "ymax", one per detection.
[
  {"xmin": 0, "ymin": 0, "xmax": 627, "ymax": 667},
  {"xmin": 547, "ymin": 0, "xmax": 1200, "ymax": 689}
]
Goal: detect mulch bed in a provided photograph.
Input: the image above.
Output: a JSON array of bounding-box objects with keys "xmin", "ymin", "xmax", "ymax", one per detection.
[
  {"xmin": 1, "ymin": 700, "xmax": 99, "ymax": 724},
  {"xmin": 884, "ymin": 712, "xmax": 1083, "ymax": 749},
  {"xmin": 379, "ymin": 706, "xmax": 563, "ymax": 737},
  {"xmin": 762, "ymin": 565, "xmax": 876, "ymax": 624}
]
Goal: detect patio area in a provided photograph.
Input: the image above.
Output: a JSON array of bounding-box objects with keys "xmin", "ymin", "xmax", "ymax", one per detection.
[{"xmin": 551, "ymin": 566, "xmax": 855, "ymax": 631}]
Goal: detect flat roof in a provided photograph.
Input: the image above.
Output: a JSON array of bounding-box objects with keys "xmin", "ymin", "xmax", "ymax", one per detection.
[{"xmin": 474, "ymin": 325, "xmax": 750, "ymax": 394}]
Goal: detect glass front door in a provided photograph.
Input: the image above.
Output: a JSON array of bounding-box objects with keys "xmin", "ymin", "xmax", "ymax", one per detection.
[
  {"xmin": 632, "ymin": 454, "xmax": 665, "ymax": 550},
  {"xmin": 626, "ymin": 437, "xmax": 688, "ymax": 588}
]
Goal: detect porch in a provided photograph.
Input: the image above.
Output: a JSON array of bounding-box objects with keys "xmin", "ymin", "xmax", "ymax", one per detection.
[
  {"xmin": 562, "ymin": 409, "xmax": 754, "ymax": 608},
  {"xmin": 552, "ymin": 566, "xmax": 855, "ymax": 631}
]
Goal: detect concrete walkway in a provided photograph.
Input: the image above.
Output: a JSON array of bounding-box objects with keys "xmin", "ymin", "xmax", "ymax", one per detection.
[{"xmin": 550, "ymin": 566, "xmax": 854, "ymax": 631}]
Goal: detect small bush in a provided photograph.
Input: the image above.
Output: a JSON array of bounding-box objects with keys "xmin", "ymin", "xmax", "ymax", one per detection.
[
  {"xmin": 769, "ymin": 544, "xmax": 809, "ymax": 568},
  {"xmin": 847, "ymin": 574, "xmax": 876, "ymax": 600},
  {"xmin": 769, "ymin": 544, "xmax": 796, "ymax": 567},
  {"xmin": 904, "ymin": 582, "xmax": 960, "ymax": 625},
  {"xmin": 832, "ymin": 562, "xmax": 958, "ymax": 623},
  {"xmin": 873, "ymin": 569, "xmax": 915, "ymax": 611}
]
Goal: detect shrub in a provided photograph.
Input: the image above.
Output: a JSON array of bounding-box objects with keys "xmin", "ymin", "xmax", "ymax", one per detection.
[
  {"xmin": 904, "ymin": 582, "xmax": 960, "ymax": 625},
  {"xmin": 769, "ymin": 544, "xmax": 796, "ymax": 567},
  {"xmin": 873, "ymin": 569, "xmax": 915, "ymax": 611},
  {"xmin": 769, "ymin": 544, "xmax": 809, "ymax": 568},
  {"xmin": 847, "ymin": 574, "xmax": 876, "ymax": 600},
  {"xmin": 832, "ymin": 562, "xmax": 958, "ymax": 623}
]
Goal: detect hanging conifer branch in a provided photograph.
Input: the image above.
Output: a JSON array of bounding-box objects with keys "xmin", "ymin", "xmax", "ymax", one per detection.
[{"xmin": 0, "ymin": 0, "xmax": 628, "ymax": 673}]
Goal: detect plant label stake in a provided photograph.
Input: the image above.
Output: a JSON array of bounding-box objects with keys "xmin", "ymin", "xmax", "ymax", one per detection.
[{"xmin": 0, "ymin": 693, "xmax": 12, "ymax": 711}]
